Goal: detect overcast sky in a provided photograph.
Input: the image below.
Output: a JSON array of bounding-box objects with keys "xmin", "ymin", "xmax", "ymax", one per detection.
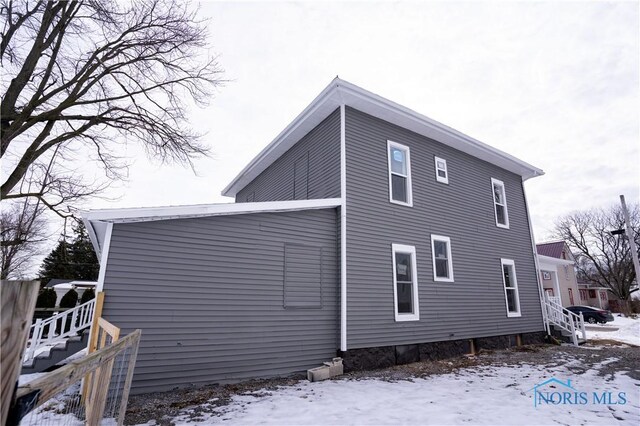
[{"xmin": 88, "ymin": 0, "xmax": 639, "ymax": 242}]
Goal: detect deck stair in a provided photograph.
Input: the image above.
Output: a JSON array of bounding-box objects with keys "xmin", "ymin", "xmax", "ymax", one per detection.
[
  {"xmin": 21, "ymin": 331, "xmax": 89, "ymax": 374},
  {"xmin": 542, "ymin": 294, "xmax": 587, "ymax": 346},
  {"xmin": 22, "ymin": 298, "xmax": 97, "ymax": 373}
]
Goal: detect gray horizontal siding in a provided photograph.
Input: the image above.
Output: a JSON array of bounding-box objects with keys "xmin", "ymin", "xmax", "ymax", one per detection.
[
  {"xmin": 345, "ymin": 107, "xmax": 543, "ymax": 349},
  {"xmin": 102, "ymin": 209, "xmax": 338, "ymax": 394},
  {"xmin": 236, "ymin": 108, "xmax": 341, "ymax": 202}
]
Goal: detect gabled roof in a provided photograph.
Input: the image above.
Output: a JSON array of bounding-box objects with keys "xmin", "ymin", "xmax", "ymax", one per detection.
[
  {"xmin": 82, "ymin": 198, "xmax": 341, "ymax": 258},
  {"xmin": 536, "ymin": 241, "xmax": 569, "ymax": 259},
  {"xmin": 222, "ymin": 77, "xmax": 544, "ymax": 197}
]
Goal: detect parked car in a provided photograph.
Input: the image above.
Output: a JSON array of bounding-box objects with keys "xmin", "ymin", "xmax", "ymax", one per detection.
[{"xmin": 566, "ymin": 306, "xmax": 614, "ymax": 324}]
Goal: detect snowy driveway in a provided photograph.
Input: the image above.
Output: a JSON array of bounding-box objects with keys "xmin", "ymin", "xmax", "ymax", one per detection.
[{"xmin": 134, "ymin": 344, "xmax": 639, "ymax": 426}]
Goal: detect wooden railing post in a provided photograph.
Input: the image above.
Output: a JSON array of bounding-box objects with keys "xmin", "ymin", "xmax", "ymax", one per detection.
[
  {"xmin": 88, "ymin": 292, "xmax": 105, "ymax": 355},
  {"xmin": 1, "ymin": 280, "xmax": 40, "ymax": 426}
]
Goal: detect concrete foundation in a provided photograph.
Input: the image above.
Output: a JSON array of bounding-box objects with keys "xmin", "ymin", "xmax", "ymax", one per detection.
[{"xmin": 340, "ymin": 331, "xmax": 546, "ymax": 372}]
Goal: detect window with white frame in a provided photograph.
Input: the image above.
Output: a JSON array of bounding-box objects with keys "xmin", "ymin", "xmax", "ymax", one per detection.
[
  {"xmin": 387, "ymin": 141, "xmax": 412, "ymax": 206},
  {"xmin": 392, "ymin": 244, "xmax": 419, "ymax": 321},
  {"xmin": 491, "ymin": 178, "xmax": 509, "ymax": 228},
  {"xmin": 434, "ymin": 156, "xmax": 448, "ymax": 184},
  {"xmin": 431, "ymin": 235, "xmax": 454, "ymax": 282},
  {"xmin": 501, "ymin": 258, "xmax": 521, "ymax": 317}
]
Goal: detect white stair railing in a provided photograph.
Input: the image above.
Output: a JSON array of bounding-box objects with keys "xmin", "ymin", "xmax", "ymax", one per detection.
[
  {"xmin": 24, "ymin": 298, "xmax": 97, "ymax": 363},
  {"xmin": 542, "ymin": 294, "xmax": 586, "ymax": 346}
]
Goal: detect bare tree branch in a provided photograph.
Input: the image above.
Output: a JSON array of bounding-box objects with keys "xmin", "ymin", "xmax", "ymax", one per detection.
[
  {"xmin": 1, "ymin": 0, "xmax": 224, "ymax": 218},
  {"xmin": 554, "ymin": 203, "xmax": 639, "ymax": 301}
]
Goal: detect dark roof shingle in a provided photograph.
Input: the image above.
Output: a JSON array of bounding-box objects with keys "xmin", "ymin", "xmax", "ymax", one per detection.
[{"xmin": 536, "ymin": 241, "xmax": 566, "ymax": 259}]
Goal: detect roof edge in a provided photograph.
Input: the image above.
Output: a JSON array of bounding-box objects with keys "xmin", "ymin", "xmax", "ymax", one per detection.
[
  {"xmin": 82, "ymin": 197, "xmax": 342, "ymax": 223},
  {"xmin": 222, "ymin": 77, "xmax": 544, "ymax": 197}
]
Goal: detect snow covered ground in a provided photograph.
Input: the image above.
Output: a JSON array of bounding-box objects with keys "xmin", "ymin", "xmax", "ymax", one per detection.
[
  {"xmin": 586, "ymin": 315, "xmax": 640, "ymax": 346},
  {"xmin": 156, "ymin": 355, "xmax": 639, "ymax": 426}
]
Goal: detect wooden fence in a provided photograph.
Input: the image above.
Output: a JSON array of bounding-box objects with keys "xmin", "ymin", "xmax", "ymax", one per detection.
[
  {"xmin": 12, "ymin": 329, "xmax": 141, "ymax": 425},
  {"xmin": 1, "ymin": 280, "xmax": 40, "ymax": 426}
]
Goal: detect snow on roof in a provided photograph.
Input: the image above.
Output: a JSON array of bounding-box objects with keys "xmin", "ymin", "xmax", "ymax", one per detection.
[{"xmin": 222, "ymin": 77, "xmax": 544, "ymax": 197}]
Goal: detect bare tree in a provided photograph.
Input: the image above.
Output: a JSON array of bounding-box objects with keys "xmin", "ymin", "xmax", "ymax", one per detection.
[
  {"xmin": 1, "ymin": 0, "xmax": 223, "ymax": 217},
  {"xmin": 1, "ymin": 199, "xmax": 48, "ymax": 278},
  {"xmin": 553, "ymin": 203, "xmax": 639, "ymax": 302}
]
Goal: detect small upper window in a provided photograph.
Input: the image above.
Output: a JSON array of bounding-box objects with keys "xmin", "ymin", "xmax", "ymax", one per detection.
[
  {"xmin": 387, "ymin": 141, "xmax": 412, "ymax": 206},
  {"xmin": 434, "ymin": 156, "xmax": 448, "ymax": 184},
  {"xmin": 491, "ymin": 178, "xmax": 509, "ymax": 229},
  {"xmin": 392, "ymin": 244, "xmax": 419, "ymax": 321},
  {"xmin": 501, "ymin": 258, "xmax": 521, "ymax": 317},
  {"xmin": 431, "ymin": 235, "xmax": 454, "ymax": 282}
]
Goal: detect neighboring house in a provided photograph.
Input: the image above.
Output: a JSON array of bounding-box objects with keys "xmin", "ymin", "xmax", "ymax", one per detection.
[
  {"xmin": 536, "ymin": 241, "xmax": 580, "ymax": 307},
  {"xmin": 83, "ymin": 78, "xmax": 546, "ymax": 394},
  {"xmin": 576, "ymin": 282, "xmax": 609, "ymax": 310}
]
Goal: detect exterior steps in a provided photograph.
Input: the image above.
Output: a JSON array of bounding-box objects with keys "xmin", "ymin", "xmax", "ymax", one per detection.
[
  {"xmin": 551, "ymin": 325, "xmax": 587, "ymax": 345},
  {"xmin": 22, "ymin": 331, "xmax": 89, "ymax": 374}
]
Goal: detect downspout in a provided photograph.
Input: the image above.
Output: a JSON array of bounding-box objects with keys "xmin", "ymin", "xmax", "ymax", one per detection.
[{"xmin": 339, "ymin": 103, "xmax": 347, "ymax": 352}]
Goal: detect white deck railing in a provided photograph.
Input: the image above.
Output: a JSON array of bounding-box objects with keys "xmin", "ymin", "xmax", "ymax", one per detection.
[
  {"xmin": 24, "ymin": 298, "xmax": 97, "ymax": 363},
  {"xmin": 542, "ymin": 294, "xmax": 586, "ymax": 346}
]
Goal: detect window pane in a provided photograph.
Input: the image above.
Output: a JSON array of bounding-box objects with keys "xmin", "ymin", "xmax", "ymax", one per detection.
[
  {"xmin": 390, "ymin": 148, "xmax": 407, "ymax": 175},
  {"xmin": 391, "ymin": 174, "xmax": 407, "ymax": 202},
  {"xmin": 397, "ymin": 282, "xmax": 413, "ymax": 313},
  {"xmin": 436, "ymin": 160, "xmax": 446, "ymax": 170},
  {"xmin": 434, "ymin": 241, "xmax": 448, "ymax": 259},
  {"xmin": 435, "ymin": 258, "xmax": 449, "ymax": 278},
  {"xmin": 395, "ymin": 252, "xmax": 412, "ymax": 282},
  {"xmin": 493, "ymin": 184, "xmax": 503, "ymax": 204},
  {"xmin": 503, "ymin": 264, "xmax": 514, "ymax": 287},
  {"xmin": 437, "ymin": 169, "xmax": 447, "ymax": 178},
  {"xmin": 506, "ymin": 288, "xmax": 517, "ymax": 312},
  {"xmin": 496, "ymin": 205, "xmax": 506, "ymax": 225}
]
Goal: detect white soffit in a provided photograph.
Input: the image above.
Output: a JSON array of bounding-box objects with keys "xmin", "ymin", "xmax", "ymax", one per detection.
[{"xmin": 222, "ymin": 78, "xmax": 544, "ymax": 197}]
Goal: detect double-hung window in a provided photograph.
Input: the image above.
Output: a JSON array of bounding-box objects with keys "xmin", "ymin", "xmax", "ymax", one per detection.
[
  {"xmin": 501, "ymin": 258, "xmax": 521, "ymax": 317},
  {"xmin": 392, "ymin": 244, "xmax": 419, "ymax": 321},
  {"xmin": 431, "ymin": 235, "xmax": 454, "ymax": 282},
  {"xmin": 387, "ymin": 141, "xmax": 412, "ymax": 206},
  {"xmin": 491, "ymin": 178, "xmax": 509, "ymax": 228},
  {"xmin": 434, "ymin": 156, "xmax": 448, "ymax": 184}
]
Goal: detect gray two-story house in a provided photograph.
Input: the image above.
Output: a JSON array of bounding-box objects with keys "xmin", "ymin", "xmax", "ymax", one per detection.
[{"xmin": 84, "ymin": 78, "xmax": 546, "ymax": 394}]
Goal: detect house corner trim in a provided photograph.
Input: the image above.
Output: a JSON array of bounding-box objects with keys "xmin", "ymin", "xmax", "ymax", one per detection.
[{"xmin": 340, "ymin": 103, "xmax": 347, "ymax": 352}]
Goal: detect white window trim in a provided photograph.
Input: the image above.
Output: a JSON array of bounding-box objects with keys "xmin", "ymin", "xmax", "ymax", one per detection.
[
  {"xmin": 431, "ymin": 234, "xmax": 454, "ymax": 282},
  {"xmin": 387, "ymin": 141, "xmax": 413, "ymax": 207},
  {"xmin": 491, "ymin": 178, "xmax": 510, "ymax": 229},
  {"xmin": 501, "ymin": 258, "xmax": 521, "ymax": 317},
  {"xmin": 392, "ymin": 244, "xmax": 420, "ymax": 322},
  {"xmin": 434, "ymin": 156, "xmax": 449, "ymax": 184}
]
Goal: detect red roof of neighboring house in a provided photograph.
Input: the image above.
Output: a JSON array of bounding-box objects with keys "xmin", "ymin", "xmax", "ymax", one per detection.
[{"xmin": 536, "ymin": 241, "xmax": 567, "ymax": 259}]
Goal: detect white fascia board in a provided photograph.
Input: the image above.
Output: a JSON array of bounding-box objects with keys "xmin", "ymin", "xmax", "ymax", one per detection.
[
  {"xmin": 337, "ymin": 80, "xmax": 544, "ymax": 180},
  {"xmin": 537, "ymin": 254, "xmax": 575, "ymax": 267},
  {"xmin": 82, "ymin": 198, "xmax": 342, "ymax": 223},
  {"xmin": 222, "ymin": 78, "xmax": 544, "ymax": 197}
]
